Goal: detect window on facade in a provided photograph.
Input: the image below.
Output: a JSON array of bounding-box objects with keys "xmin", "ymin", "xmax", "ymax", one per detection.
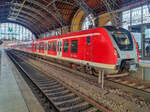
[
  {"xmin": 48, "ymin": 42, "xmax": 51, "ymax": 51},
  {"xmin": 131, "ymin": 7, "xmax": 141, "ymax": 25},
  {"xmin": 143, "ymin": 5, "xmax": 150, "ymax": 23},
  {"xmin": 53, "ymin": 42, "xmax": 56, "ymax": 51},
  {"xmin": 121, "ymin": 5, "xmax": 150, "ymax": 53},
  {"xmin": 122, "ymin": 5, "xmax": 150, "ymax": 28},
  {"xmin": 82, "ymin": 14, "xmax": 95, "ymax": 30},
  {"xmin": 63, "ymin": 40, "xmax": 69, "ymax": 52},
  {"xmin": 0, "ymin": 23, "xmax": 35, "ymax": 41},
  {"xmin": 71, "ymin": 40, "xmax": 78, "ymax": 53},
  {"xmin": 122, "ymin": 10, "xmax": 130, "ymax": 29},
  {"xmin": 133, "ymin": 32, "xmax": 141, "ymax": 50}
]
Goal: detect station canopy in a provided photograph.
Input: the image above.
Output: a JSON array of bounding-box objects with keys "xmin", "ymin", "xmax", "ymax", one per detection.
[{"xmin": 0, "ymin": 0, "xmax": 147, "ymax": 38}]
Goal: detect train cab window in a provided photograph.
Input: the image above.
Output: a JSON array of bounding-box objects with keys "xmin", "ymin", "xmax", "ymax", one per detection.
[
  {"xmin": 48, "ymin": 42, "xmax": 51, "ymax": 51},
  {"xmin": 63, "ymin": 40, "xmax": 69, "ymax": 52},
  {"xmin": 87, "ymin": 36, "xmax": 90, "ymax": 44},
  {"xmin": 71, "ymin": 40, "xmax": 78, "ymax": 53},
  {"xmin": 112, "ymin": 32, "xmax": 133, "ymax": 51},
  {"xmin": 53, "ymin": 42, "xmax": 56, "ymax": 51}
]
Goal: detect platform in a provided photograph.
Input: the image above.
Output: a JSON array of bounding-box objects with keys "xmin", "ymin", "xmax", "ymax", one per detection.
[
  {"xmin": 140, "ymin": 60, "xmax": 150, "ymax": 68},
  {"xmin": 0, "ymin": 49, "xmax": 44, "ymax": 112}
]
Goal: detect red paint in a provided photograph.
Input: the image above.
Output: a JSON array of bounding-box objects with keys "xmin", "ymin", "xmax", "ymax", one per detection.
[
  {"xmin": 131, "ymin": 33, "xmax": 139, "ymax": 63},
  {"xmin": 11, "ymin": 28, "xmax": 136, "ymax": 67}
]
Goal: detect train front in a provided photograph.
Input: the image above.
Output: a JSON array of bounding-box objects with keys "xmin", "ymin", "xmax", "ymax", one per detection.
[{"xmin": 105, "ymin": 26, "xmax": 139, "ymax": 73}]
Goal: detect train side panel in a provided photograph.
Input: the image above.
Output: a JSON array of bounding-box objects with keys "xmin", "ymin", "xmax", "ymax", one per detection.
[{"xmin": 92, "ymin": 28, "xmax": 117, "ymax": 65}]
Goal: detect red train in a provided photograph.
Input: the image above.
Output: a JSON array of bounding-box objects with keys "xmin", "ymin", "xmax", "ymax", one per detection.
[{"xmin": 10, "ymin": 26, "xmax": 139, "ymax": 76}]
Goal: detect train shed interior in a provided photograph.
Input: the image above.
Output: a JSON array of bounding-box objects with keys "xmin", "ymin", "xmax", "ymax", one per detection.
[{"xmin": 0, "ymin": 0, "xmax": 150, "ymax": 112}]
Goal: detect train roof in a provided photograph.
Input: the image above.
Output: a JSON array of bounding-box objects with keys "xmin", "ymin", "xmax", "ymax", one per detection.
[
  {"xmin": 37, "ymin": 26, "xmax": 128, "ymax": 42},
  {"xmin": 38, "ymin": 27, "xmax": 104, "ymax": 41}
]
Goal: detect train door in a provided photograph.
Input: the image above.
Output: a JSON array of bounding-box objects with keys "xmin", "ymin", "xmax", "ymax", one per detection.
[
  {"xmin": 57, "ymin": 39, "xmax": 62, "ymax": 57},
  {"xmin": 44, "ymin": 41, "xmax": 48, "ymax": 56},
  {"xmin": 84, "ymin": 36, "xmax": 92, "ymax": 61},
  {"xmin": 42, "ymin": 42, "xmax": 45, "ymax": 54},
  {"xmin": 32, "ymin": 40, "xmax": 35, "ymax": 53}
]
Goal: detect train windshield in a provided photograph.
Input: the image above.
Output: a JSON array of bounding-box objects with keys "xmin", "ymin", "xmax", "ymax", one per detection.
[{"xmin": 105, "ymin": 26, "xmax": 133, "ymax": 51}]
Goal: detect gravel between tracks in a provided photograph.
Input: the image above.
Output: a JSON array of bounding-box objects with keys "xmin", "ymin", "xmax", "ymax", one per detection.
[{"xmin": 15, "ymin": 53, "xmax": 150, "ymax": 112}]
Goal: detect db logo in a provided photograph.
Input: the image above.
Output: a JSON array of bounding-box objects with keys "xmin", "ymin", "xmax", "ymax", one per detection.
[{"xmin": 126, "ymin": 53, "xmax": 130, "ymax": 59}]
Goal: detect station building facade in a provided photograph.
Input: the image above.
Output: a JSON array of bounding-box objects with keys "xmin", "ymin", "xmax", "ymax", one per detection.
[{"xmin": 122, "ymin": 5, "xmax": 150, "ymax": 60}]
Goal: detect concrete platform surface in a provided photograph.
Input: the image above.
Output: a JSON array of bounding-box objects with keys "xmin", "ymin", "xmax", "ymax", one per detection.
[{"xmin": 0, "ymin": 49, "xmax": 44, "ymax": 112}]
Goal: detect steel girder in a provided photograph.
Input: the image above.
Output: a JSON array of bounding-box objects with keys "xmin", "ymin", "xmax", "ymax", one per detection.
[
  {"xmin": 73, "ymin": 0, "xmax": 96, "ymax": 28},
  {"xmin": 102, "ymin": 0, "xmax": 120, "ymax": 27},
  {"xmin": 10, "ymin": 9, "xmax": 49, "ymax": 30},
  {"xmin": 11, "ymin": 14, "xmax": 45, "ymax": 33},
  {"xmin": 1, "ymin": 11, "xmax": 42, "ymax": 34},
  {"xmin": 16, "ymin": 18, "xmax": 41, "ymax": 35},
  {"xmin": 73, "ymin": 0, "xmax": 95, "ymax": 16},
  {"xmin": 56, "ymin": 0, "xmax": 74, "ymax": 6},
  {"xmin": 1, "ymin": 13, "xmax": 39, "ymax": 34},
  {"xmin": 9, "ymin": 13, "xmax": 44, "ymax": 34},
  {"xmin": 11, "ymin": 8, "xmax": 51, "ymax": 28},
  {"xmin": 10, "ymin": 2, "xmax": 56, "ymax": 29},
  {"xmin": 26, "ymin": 0, "xmax": 67, "ymax": 26},
  {"xmin": 45, "ymin": 0, "xmax": 57, "ymax": 7}
]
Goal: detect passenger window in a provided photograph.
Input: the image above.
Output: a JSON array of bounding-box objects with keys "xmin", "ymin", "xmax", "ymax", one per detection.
[
  {"xmin": 39, "ymin": 43, "xmax": 42, "ymax": 50},
  {"xmin": 63, "ymin": 40, "xmax": 69, "ymax": 52},
  {"xmin": 40, "ymin": 43, "xmax": 43, "ymax": 50},
  {"xmin": 42, "ymin": 43, "xmax": 44, "ymax": 50},
  {"xmin": 87, "ymin": 36, "xmax": 90, "ymax": 44},
  {"xmin": 53, "ymin": 42, "xmax": 56, "ymax": 51},
  {"xmin": 34, "ymin": 43, "xmax": 37, "ymax": 50},
  {"xmin": 36, "ymin": 43, "xmax": 39, "ymax": 50},
  {"xmin": 45, "ymin": 43, "xmax": 47, "ymax": 50},
  {"xmin": 48, "ymin": 42, "xmax": 51, "ymax": 51},
  {"xmin": 71, "ymin": 40, "xmax": 78, "ymax": 53}
]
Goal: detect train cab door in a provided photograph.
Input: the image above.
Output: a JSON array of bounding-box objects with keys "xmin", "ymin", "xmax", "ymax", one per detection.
[
  {"xmin": 57, "ymin": 39, "xmax": 62, "ymax": 57},
  {"xmin": 84, "ymin": 36, "xmax": 92, "ymax": 61}
]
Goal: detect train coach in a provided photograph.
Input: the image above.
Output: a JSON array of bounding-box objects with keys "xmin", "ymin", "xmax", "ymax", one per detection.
[{"xmin": 10, "ymin": 26, "xmax": 139, "ymax": 76}]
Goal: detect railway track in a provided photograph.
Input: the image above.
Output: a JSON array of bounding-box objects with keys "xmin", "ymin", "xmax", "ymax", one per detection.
[
  {"xmin": 7, "ymin": 50, "xmax": 109, "ymax": 112},
  {"xmin": 10, "ymin": 50, "xmax": 150, "ymax": 103},
  {"xmin": 108, "ymin": 76, "xmax": 150, "ymax": 93}
]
